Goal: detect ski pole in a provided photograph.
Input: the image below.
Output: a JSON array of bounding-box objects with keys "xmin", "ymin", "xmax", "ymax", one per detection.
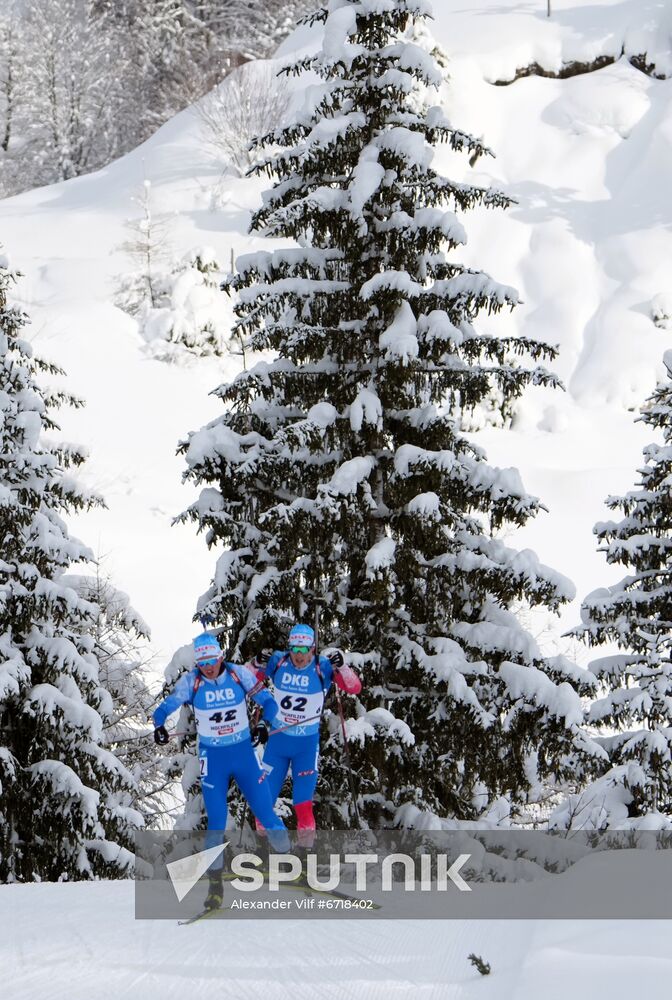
[
  {"xmin": 157, "ymin": 714, "xmax": 324, "ymax": 743},
  {"xmin": 267, "ymin": 714, "xmax": 321, "ymax": 737},
  {"xmin": 239, "ymin": 703, "xmax": 262, "ymax": 846},
  {"xmin": 111, "ymin": 732, "xmax": 156, "ymax": 744},
  {"xmin": 112, "ymin": 729, "xmax": 196, "ymax": 742},
  {"xmin": 314, "ymin": 597, "xmax": 363, "ymax": 829},
  {"xmin": 334, "ymin": 682, "xmax": 363, "ymax": 829}
]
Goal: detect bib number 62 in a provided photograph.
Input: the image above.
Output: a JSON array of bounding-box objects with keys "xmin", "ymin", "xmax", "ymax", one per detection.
[{"xmin": 280, "ymin": 695, "xmax": 307, "ymax": 712}]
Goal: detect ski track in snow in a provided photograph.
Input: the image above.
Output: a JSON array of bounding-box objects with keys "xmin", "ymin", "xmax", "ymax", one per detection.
[
  {"xmin": 0, "ymin": 882, "xmax": 535, "ymax": 999},
  {"xmin": 4, "ymin": 881, "xmax": 672, "ymax": 999}
]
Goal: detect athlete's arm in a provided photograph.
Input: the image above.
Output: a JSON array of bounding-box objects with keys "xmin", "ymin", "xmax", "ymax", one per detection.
[
  {"xmin": 323, "ymin": 652, "xmax": 362, "ymax": 695},
  {"xmin": 264, "ymin": 650, "xmax": 283, "ymax": 680},
  {"xmin": 334, "ymin": 667, "xmax": 362, "ymax": 694},
  {"xmin": 153, "ymin": 672, "xmax": 195, "ymax": 727},
  {"xmin": 248, "ymin": 647, "xmax": 274, "ymax": 683},
  {"xmin": 237, "ymin": 662, "xmax": 280, "ymax": 725}
]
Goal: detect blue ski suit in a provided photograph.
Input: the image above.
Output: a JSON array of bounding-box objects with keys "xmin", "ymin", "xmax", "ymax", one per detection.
[
  {"xmin": 154, "ymin": 662, "xmax": 289, "ymax": 858},
  {"xmin": 257, "ymin": 652, "xmax": 335, "ymax": 822}
]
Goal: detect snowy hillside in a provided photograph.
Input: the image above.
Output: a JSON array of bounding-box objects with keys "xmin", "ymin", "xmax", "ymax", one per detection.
[{"xmin": 0, "ymin": 0, "xmax": 669, "ymax": 672}]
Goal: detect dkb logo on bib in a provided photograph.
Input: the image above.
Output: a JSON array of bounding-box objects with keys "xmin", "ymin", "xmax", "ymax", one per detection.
[
  {"xmin": 281, "ymin": 672, "xmax": 309, "ymax": 688},
  {"xmin": 204, "ymin": 688, "xmax": 237, "ymax": 703}
]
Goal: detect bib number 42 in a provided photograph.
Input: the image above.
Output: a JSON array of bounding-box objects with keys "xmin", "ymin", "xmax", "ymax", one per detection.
[{"xmin": 208, "ymin": 709, "xmax": 238, "ymax": 724}]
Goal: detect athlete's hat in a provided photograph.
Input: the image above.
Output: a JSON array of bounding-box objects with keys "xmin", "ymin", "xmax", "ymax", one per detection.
[
  {"xmin": 288, "ymin": 623, "xmax": 315, "ymax": 647},
  {"xmin": 193, "ymin": 632, "xmax": 222, "ymax": 666}
]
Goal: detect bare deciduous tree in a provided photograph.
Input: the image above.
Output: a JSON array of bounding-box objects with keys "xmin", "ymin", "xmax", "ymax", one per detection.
[
  {"xmin": 0, "ymin": 4, "xmax": 26, "ymax": 196},
  {"xmin": 0, "ymin": 0, "xmax": 311, "ymax": 197},
  {"xmin": 197, "ymin": 61, "xmax": 291, "ymax": 176}
]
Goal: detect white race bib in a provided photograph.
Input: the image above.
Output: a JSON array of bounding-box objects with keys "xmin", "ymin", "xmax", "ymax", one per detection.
[
  {"xmin": 195, "ymin": 701, "xmax": 248, "ymax": 739},
  {"xmin": 276, "ymin": 690, "xmax": 324, "ymax": 731}
]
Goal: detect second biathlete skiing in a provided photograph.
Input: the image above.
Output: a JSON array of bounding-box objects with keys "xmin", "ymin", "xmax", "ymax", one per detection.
[{"xmin": 252, "ymin": 623, "xmax": 361, "ymax": 844}]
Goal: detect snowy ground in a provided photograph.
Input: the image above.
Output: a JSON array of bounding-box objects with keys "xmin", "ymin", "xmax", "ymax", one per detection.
[{"xmin": 3, "ymin": 878, "xmax": 671, "ymax": 999}]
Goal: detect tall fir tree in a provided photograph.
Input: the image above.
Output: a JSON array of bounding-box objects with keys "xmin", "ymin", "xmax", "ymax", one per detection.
[
  {"xmin": 178, "ymin": 0, "xmax": 598, "ymax": 827},
  {"xmin": 0, "ymin": 260, "xmax": 141, "ymax": 881},
  {"xmin": 573, "ymin": 351, "xmax": 672, "ymax": 821}
]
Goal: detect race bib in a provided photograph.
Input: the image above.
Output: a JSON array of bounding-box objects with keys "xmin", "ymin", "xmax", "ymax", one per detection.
[
  {"xmin": 276, "ymin": 690, "xmax": 324, "ymax": 733},
  {"xmin": 195, "ymin": 701, "xmax": 248, "ymax": 740}
]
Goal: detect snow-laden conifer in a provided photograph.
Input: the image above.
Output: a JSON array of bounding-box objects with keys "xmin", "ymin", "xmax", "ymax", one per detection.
[
  {"xmin": 572, "ymin": 351, "xmax": 672, "ymax": 823},
  {"xmin": 149, "ymin": 641, "xmax": 205, "ymax": 833},
  {"xmin": 0, "ymin": 260, "xmax": 141, "ymax": 881},
  {"xmin": 61, "ymin": 570, "xmax": 180, "ymax": 829},
  {"xmin": 178, "ymin": 0, "xmax": 598, "ymax": 826}
]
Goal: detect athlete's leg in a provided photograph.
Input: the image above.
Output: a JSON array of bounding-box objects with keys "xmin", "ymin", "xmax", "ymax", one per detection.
[
  {"xmin": 234, "ymin": 739, "xmax": 290, "ymax": 852},
  {"xmin": 254, "ymin": 734, "xmax": 293, "ymax": 833},
  {"xmin": 260, "ymin": 733, "xmax": 292, "ymax": 805},
  {"xmin": 294, "ymin": 801, "xmax": 316, "ymax": 848},
  {"xmin": 199, "ymin": 744, "xmax": 232, "ymax": 870},
  {"xmin": 290, "ymin": 735, "xmax": 320, "ymax": 805},
  {"xmin": 289, "ymin": 735, "xmax": 320, "ymax": 847}
]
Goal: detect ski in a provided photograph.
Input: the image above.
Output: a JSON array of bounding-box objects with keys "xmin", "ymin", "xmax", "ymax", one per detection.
[
  {"xmin": 177, "ymin": 906, "xmax": 222, "ymax": 926},
  {"xmin": 179, "ymin": 871, "xmax": 381, "ymax": 922},
  {"xmin": 281, "ymin": 876, "xmax": 382, "ymax": 908}
]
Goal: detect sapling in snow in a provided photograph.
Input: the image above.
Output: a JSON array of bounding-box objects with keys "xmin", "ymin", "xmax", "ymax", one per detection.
[
  {"xmin": 143, "ymin": 247, "xmax": 230, "ymax": 360},
  {"xmin": 116, "ymin": 179, "xmax": 171, "ymax": 318},
  {"xmin": 468, "ymin": 953, "xmax": 491, "ymax": 976}
]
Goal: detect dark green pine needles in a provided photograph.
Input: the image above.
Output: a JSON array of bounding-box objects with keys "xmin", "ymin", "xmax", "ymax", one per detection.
[
  {"xmin": 178, "ymin": 0, "xmax": 599, "ymax": 826},
  {"xmin": 573, "ymin": 350, "xmax": 672, "ymax": 819},
  {"xmin": 0, "ymin": 260, "xmax": 140, "ymax": 881}
]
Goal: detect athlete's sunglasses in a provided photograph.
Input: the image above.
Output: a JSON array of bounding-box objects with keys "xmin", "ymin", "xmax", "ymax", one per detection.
[
  {"xmin": 289, "ymin": 645, "xmax": 312, "ymax": 654},
  {"xmin": 198, "ymin": 657, "xmax": 219, "ymax": 668}
]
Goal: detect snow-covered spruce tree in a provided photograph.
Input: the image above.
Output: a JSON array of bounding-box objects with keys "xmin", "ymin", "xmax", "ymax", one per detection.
[
  {"xmin": 61, "ymin": 570, "xmax": 180, "ymax": 829},
  {"xmin": 0, "ymin": 262, "xmax": 141, "ymax": 881},
  {"xmin": 572, "ymin": 351, "xmax": 672, "ymax": 822},
  {"xmin": 152, "ymin": 642, "xmax": 205, "ymax": 832},
  {"xmin": 178, "ymin": 0, "xmax": 598, "ymax": 826}
]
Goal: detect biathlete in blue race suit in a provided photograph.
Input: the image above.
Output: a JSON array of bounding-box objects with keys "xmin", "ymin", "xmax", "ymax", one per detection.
[
  {"xmin": 153, "ymin": 633, "xmax": 290, "ymax": 864},
  {"xmin": 253, "ymin": 623, "xmax": 361, "ymax": 845}
]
